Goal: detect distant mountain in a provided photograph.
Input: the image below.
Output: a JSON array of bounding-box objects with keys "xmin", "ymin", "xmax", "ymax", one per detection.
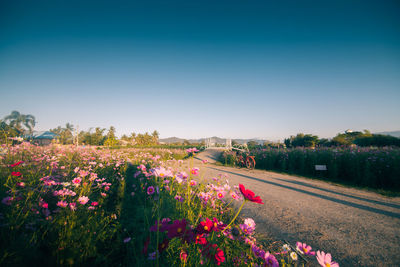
[
  {"xmin": 159, "ymin": 136, "xmax": 267, "ymax": 145},
  {"xmin": 375, "ymin": 131, "xmax": 400, "ymax": 138}
]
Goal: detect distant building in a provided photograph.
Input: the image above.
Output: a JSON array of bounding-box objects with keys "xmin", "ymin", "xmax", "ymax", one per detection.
[{"xmin": 24, "ymin": 131, "xmax": 58, "ymax": 145}]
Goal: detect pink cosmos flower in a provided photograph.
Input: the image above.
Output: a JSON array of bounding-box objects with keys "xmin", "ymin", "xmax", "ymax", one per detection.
[
  {"xmin": 72, "ymin": 178, "xmax": 82, "ymax": 185},
  {"xmin": 74, "ymin": 167, "xmax": 80, "ymax": 173},
  {"xmin": 147, "ymin": 186, "xmax": 155, "ymax": 195},
  {"xmin": 180, "ymin": 250, "xmax": 188, "ymax": 262},
  {"xmin": 316, "ymin": 251, "xmax": 339, "ymax": 267},
  {"xmin": 190, "ymin": 167, "xmax": 199, "ymax": 176},
  {"xmin": 230, "ymin": 191, "xmax": 241, "ymax": 201},
  {"xmin": 11, "ymin": 171, "xmax": 22, "ymax": 177},
  {"xmin": 17, "ymin": 182, "xmax": 25, "ymax": 187},
  {"xmin": 78, "ymin": 196, "xmax": 89, "ymax": 205},
  {"xmin": 264, "ymin": 252, "xmax": 279, "ymax": 267},
  {"xmin": 216, "ymin": 191, "xmax": 225, "ymax": 199},
  {"xmin": 91, "ymin": 201, "xmax": 99, "ymax": 206},
  {"xmin": 69, "ymin": 202, "xmax": 76, "ymax": 211},
  {"xmin": 78, "ymin": 170, "xmax": 88, "ymax": 177},
  {"xmin": 190, "ymin": 180, "xmax": 197, "ymax": 186},
  {"xmin": 176, "ymin": 171, "xmax": 188, "ymax": 183},
  {"xmin": 57, "ymin": 201, "xmax": 68, "ymax": 208},
  {"xmin": 244, "ymin": 218, "xmax": 256, "ymax": 230},
  {"xmin": 296, "ymin": 242, "xmax": 316, "ymax": 256}
]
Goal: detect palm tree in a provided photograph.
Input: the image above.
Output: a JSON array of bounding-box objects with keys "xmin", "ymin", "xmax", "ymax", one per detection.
[
  {"xmin": 3, "ymin": 110, "xmax": 36, "ymax": 134},
  {"xmin": 65, "ymin": 123, "xmax": 74, "ymax": 134}
]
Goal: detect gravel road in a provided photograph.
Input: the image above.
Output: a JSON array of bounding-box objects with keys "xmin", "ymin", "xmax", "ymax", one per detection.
[{"xmin": 189, "ymin": 149, "xmax": 400, "ymax": 266}]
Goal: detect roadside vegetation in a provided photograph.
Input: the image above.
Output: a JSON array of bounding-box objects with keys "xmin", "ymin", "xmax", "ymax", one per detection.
[{"xmin": 0, "ymin": 144, "xmax": 338, "ymax": 266}]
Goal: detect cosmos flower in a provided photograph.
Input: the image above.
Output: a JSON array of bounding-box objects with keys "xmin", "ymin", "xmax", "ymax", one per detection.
[
  {"xmin": 10, "ymin": 161, "xmax": 24, "ymax": 167},
  {"xmin": 147, "ymin": 186, "xmax": 155, "ymax": 195},
  {"xmin": 296, "ymin": 242, "xmax": 316, "ymax": 256},
  {"xmin": 239, "ymin": 184, "xmax": 264, "ymax": 204},
  {"xmin": 78, "ymin": 196, "xmax": 89, "ymax": 205},
  {"xmin": 316, "ymin": 251, "xmax": 339, "ymax": 267}
]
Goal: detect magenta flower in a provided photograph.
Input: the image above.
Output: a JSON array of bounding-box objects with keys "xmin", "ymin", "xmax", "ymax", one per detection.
[
  {"xmin": 189, "ymin": 180, "xmax": 197, "ymax": 186},
  {"xmin": 91, "ymin": 201, "xmax": 99, "ymax": 206},
  {"xmin": 190, "ymin": 167, "xmax": 200, "ymax": 175},
  {"xmin": 296, "ymin": 242, "xmax": 315, "ymax": 256},
  {"xmin": 147, "ymin": 186, "xmax": 155, "ymax": 195},
  {"xmin": 316, "ymin": 251, "xmax": 339, "ymax": 267},
  {"xmin": 11, "ymin": 171, "xmax": 22, "ymax": 177},
  {"xmin": 264, "ymin": 252, "xmax": 279, "ymax": 267},
  {"xmin": 72, "ymin": 177, "xmax": 82, "ymax": 185},
  {"xmin": 216, "ymin": 191, "xmax": 225, "ymax": 199},
  {"xmin": 252, "ymin": 245, "xmax": 266, "ymax": 258}
]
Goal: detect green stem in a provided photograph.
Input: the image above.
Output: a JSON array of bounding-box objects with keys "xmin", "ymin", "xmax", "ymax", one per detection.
[{"xmin": 223, "ymin": 200, "xmax": 246, "ymax": 232}]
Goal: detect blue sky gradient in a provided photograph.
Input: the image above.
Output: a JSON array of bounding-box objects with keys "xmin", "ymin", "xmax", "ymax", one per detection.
[{"xmin": 1, "ymin": 0, "xmax": 399, "ymax": 140}]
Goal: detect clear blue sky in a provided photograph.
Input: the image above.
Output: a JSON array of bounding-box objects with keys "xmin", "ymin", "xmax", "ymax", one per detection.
[{"xmin": 1, "ymin": 0, "xmax": 399, "ymax": 140}]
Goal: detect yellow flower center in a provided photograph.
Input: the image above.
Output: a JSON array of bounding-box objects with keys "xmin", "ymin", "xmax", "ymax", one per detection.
[
  {"xmin": 160, "ymin": 173, "xmax": 164, "ymax": 177},
  {"xmin": 177, "ymin": 228, "xmax": 182, "ymax": 233},
  {"xmin": 326, "ymin": 264, "xmax": 330, "ymax": 267},
  {"xmin": 214, "ymin": 223, "xmax": 217, "ymax": 228},
  {"xmin": 304, "ymin": 248, "xmax": 308, "ymax": 253},
  {"xmin": 204, "ymin": 226, "xmax": 209, "ymax": 231}
]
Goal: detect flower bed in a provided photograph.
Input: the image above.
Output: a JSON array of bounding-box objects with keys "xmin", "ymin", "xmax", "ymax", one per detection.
[{"xmin": 0, "ymin": 144, "xmax": 338, "ymax": 266}]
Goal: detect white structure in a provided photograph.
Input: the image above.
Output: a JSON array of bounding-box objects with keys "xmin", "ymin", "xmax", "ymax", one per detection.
[{"xmin": 205, "ymin": 138, "xmax": 232, "ymax": 150}]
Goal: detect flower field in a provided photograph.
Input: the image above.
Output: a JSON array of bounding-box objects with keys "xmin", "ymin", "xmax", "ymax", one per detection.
[
  {"xmin": 222, "ymin": 147, "xmax": 400, "ymax": 192},
  {"xmin": 1, "ymin": 144, "xmax": 338, "ymax": 266}
]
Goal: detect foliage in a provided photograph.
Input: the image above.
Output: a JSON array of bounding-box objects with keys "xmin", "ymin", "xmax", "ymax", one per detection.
[
  {"xmin": 354, "ymin": 134, "xmax": 400, "ymax": 147},
  {"xmin": 284, "ymin": 133, "xmax": 319, "ymax": 148},
  {"xmin": 226, "ymin": 147, "xmax": 400, "ymax": 192},
  {"xmin": 0, "ymin": 144, "xmax": 335, "ymax": 266},
  {"xmin": 50, "ymin": 123, "xmax": 75, "ymax": 145},
  {"xmin": 3, "ymin": 110, "xmax": 36, "ymax": 134}
]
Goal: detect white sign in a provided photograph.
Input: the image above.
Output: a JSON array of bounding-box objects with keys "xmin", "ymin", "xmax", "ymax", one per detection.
[{"xmin": 315, "ymin": 165, "xmax": 327, "ymax": 171}]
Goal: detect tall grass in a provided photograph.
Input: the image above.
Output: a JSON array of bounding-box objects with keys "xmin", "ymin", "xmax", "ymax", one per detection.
[{"xmin": 222, "ymin": 147, "xmax": 400, "ymax": 191}]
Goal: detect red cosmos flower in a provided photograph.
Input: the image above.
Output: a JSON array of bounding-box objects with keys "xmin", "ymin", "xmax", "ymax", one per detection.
[
  {"xmin": 239, "ymin": 184, "xmax": 264, "ymax": 204},
  {"xmin": 10, "ymin": 161, "xmax": 24, "ymax": 167},
  {"xmin": 202, "ymin": 243, "xmax": 226, "ymax": 265},
  {"xmin": 196, "ymin": 218, "xmax": 214, "ymax": 234},
  {"xmin": 195, "ymin": 233, "xmax": 208, "ymax": 245},
  {"xmin": 11, "ymin": 172, "xmax": 22, "ymax": 177},
  {"xmin": 166, "ymin": 219, "xmax": 187, "ymax": 239}
]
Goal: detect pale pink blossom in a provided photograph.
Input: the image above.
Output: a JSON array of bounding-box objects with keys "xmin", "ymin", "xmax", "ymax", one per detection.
[
  {"xmin": 316, "ymin": 251, "xmax": 339, "ymax": 267},
  {"xmin": 57, "ymin": 201, "xmax": 68, "ymax": 208},
  {"xmin": 78, "ymin": 196, "xmax": 89, "ymax": 205}
]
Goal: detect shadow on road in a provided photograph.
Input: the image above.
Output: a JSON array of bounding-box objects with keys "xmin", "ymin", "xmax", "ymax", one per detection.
[
  {"xmin": 274, "ymin": 178, "xmax": 400, "ymax": 210},
  {"xmin": 208, "ymin": 166, "xmax": 400, "ymax": 219}
]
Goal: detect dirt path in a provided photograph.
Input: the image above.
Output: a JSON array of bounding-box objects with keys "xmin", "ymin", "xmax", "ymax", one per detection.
[{"xmin": 190, "ymin": 149, "xmax": 400, "ymax": 266}]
